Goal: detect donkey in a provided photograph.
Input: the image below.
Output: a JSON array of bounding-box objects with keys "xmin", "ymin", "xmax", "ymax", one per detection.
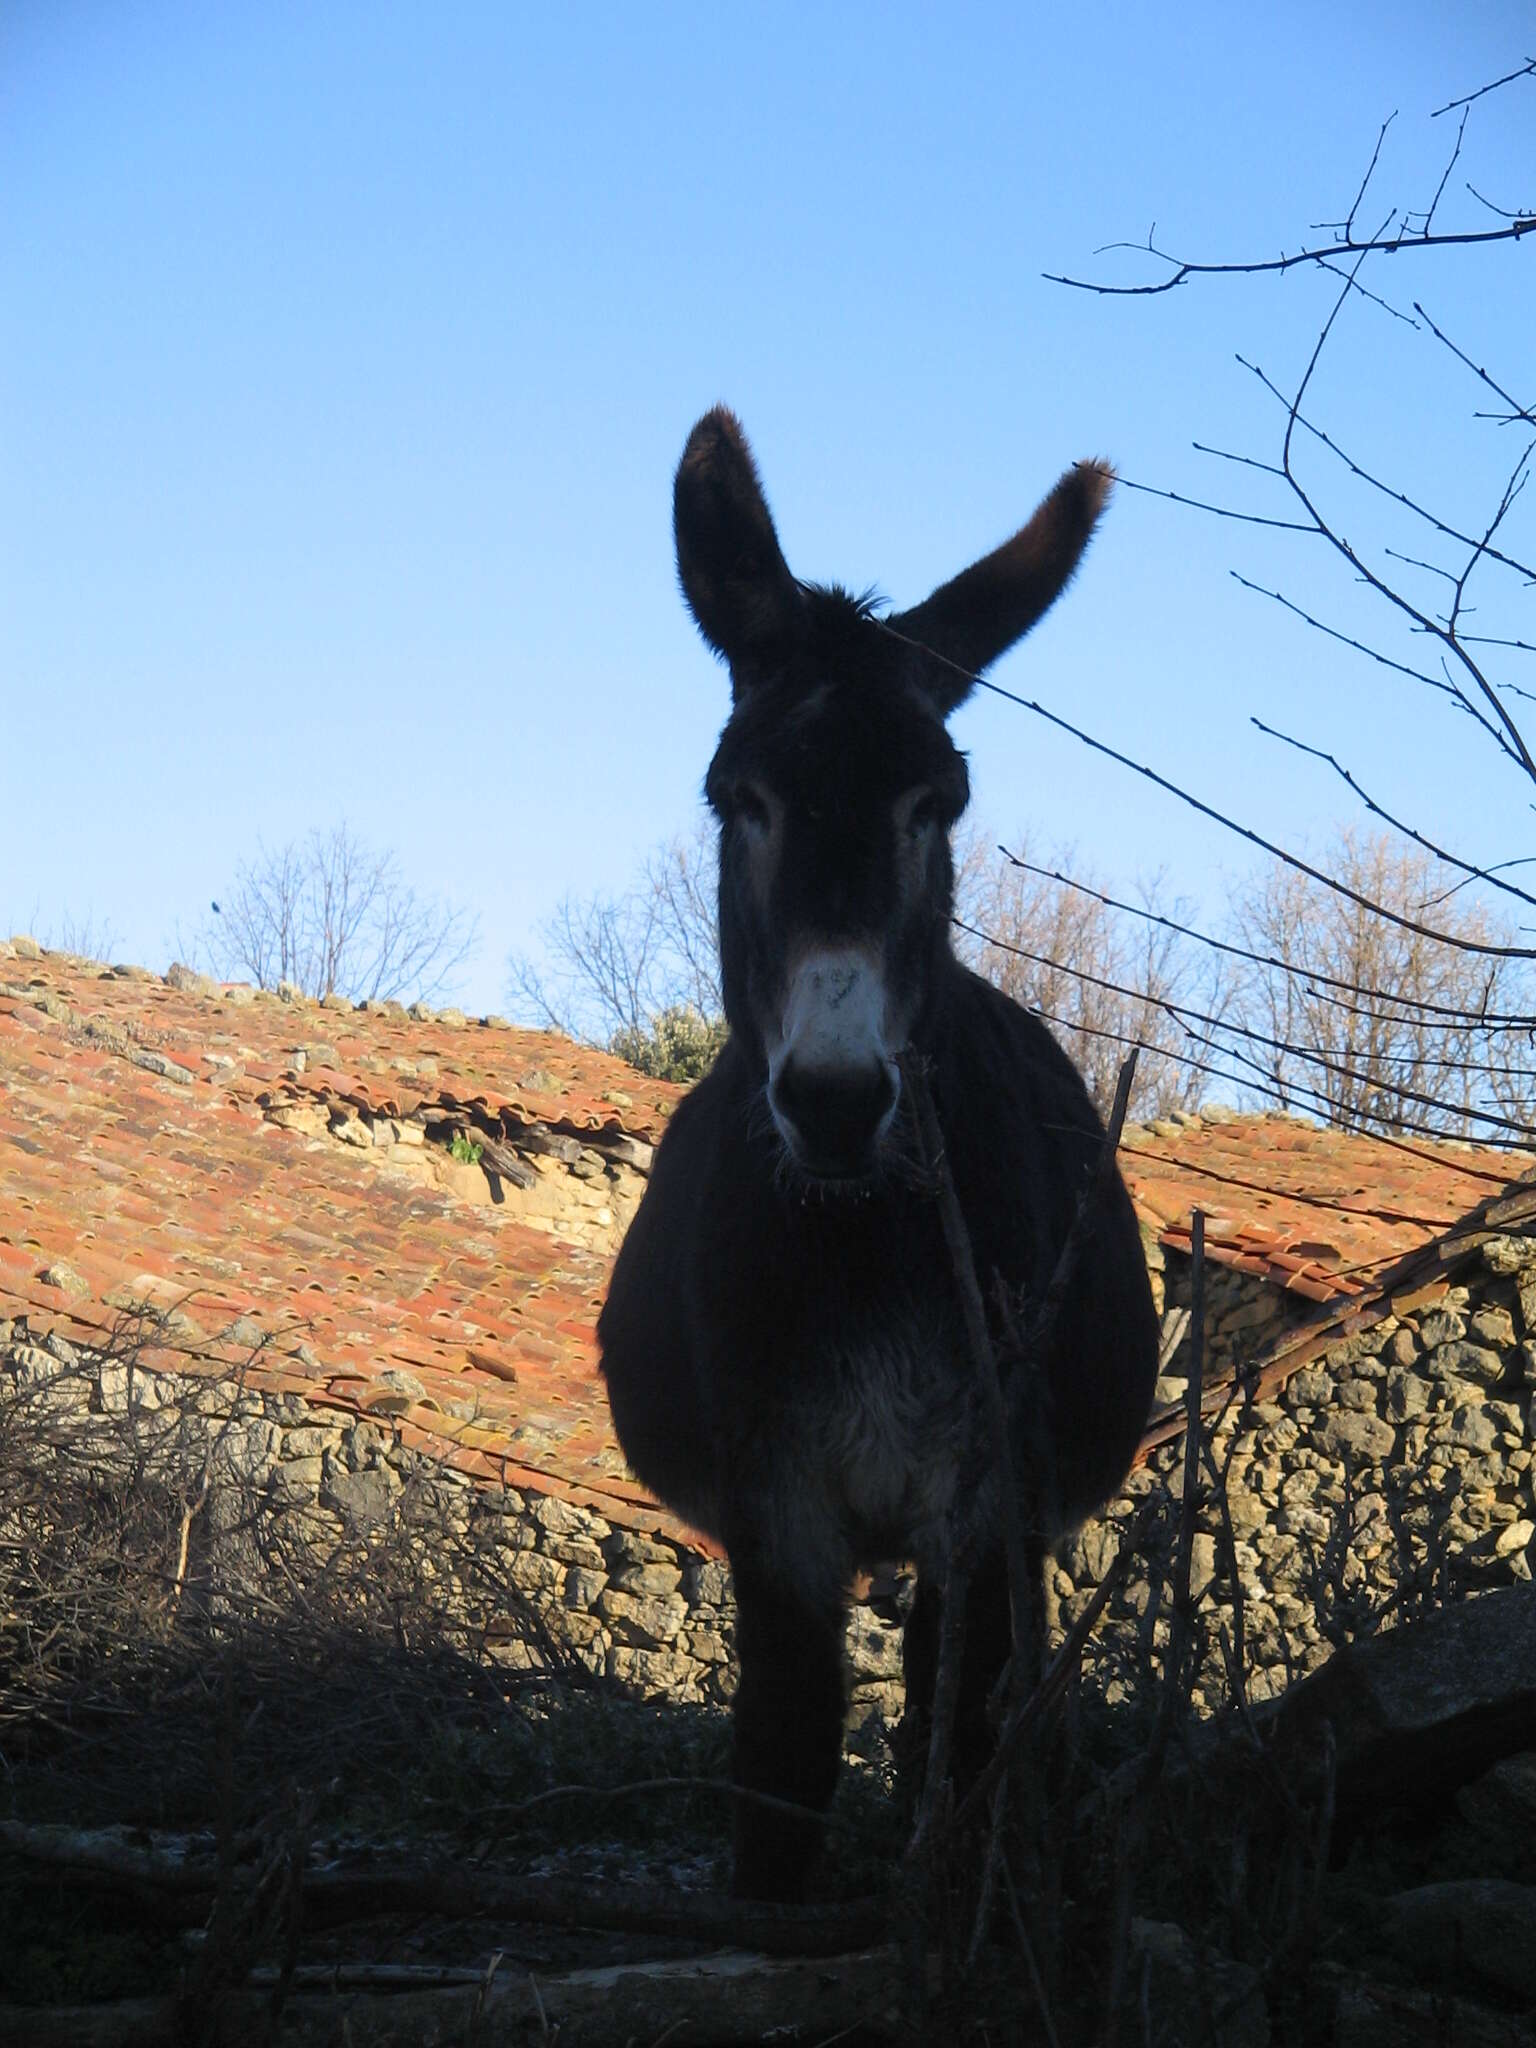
[{"xmin": 598, "ymin": 408, "xmax": 1158, "ymax": 1901}]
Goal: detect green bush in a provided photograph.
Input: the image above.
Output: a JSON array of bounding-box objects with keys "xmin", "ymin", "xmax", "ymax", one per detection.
[{"xmin": 610, "ymin": 1005, "xmax": 729, "ymax": 1084}]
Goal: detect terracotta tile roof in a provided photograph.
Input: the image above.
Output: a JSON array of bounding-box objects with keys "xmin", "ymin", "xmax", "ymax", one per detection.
[
  {"xmin": 4, "ymin": 948, "xmax": 1531, "ymax": 1534},
  {"xmin": 0, "ymin": 950, "xmax": 695, "ymax": 1547},
  {"xmin": 1120, "ymin": 1110, "xmax": 1529, "ymax": 1304}
]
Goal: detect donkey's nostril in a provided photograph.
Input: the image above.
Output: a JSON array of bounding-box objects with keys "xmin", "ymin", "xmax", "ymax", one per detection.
[{"xmin": 770, "ymin": 1059, "xmax": 898, "ymax": 1177}]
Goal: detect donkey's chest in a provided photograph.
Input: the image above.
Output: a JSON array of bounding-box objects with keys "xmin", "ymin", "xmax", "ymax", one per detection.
[{"xmin": 799, "ymin": 1320, "xmax": 972, "ymax": 1566}]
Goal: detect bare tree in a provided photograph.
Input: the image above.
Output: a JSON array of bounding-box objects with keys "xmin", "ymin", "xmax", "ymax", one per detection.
[
  {"xmin": 957, "ymin": 832, "xmax": 1224, "ymax": 1122},
  {"xmin": 509, "ymin": 817, "xmax": 722, "ymax": 1053},
  {"xmin": 194, "ymin": 824, "xmax": 477, "ymax": 1005},
  {"xmin": 1038, "ymin": 57, "xmax": 1535, "ymax": 1146},
  {"xmin": 1221, "ymin": 830, "xmax": 1535, "ymax": 1139}
]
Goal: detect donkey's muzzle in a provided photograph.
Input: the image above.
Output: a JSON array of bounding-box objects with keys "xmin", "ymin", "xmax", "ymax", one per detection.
[{"xmin": 770, "ymin": 1057, "xmax": 899, "ymax": 1180}]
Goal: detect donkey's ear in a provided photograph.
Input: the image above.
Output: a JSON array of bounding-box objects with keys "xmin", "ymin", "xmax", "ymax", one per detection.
[
  {"xmin": 674, "ymin": 408, "xmax": 804, "ymax": 687},
  {"xmin": 891, "ymin": 460, "xmax": 1113, "ymax": 713}
]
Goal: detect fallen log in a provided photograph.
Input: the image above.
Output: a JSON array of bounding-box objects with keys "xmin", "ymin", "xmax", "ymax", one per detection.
[{"xmin": 0, "ymin": 1943, "xmax": 903, "ymax": 2048}]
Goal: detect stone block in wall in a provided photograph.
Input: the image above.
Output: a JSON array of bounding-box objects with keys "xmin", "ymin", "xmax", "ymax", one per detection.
[
  {"xmin": 564, "ymin": 1567, "xmax": 607, "ymax": 1610},
  {"xmin": 343, "ymin": 1420, "xmax": 390, "ymax": 1469},
  {"xmin": 215, "ymin": 1417, "xmax": 278, "ymax": 1482},
  {"xmin": 1319, "ymin": 1411, "xmax": 1396, "ymax": 1463},
  {"xmin": 1386, "ymin": 1326, "xmax": 1421, "ymax": 1367},
  {"xmin": 1445, "ymin": 1405, "xmax": 1505, "ymax": 1453},
  {"xmin": 597, "ymin": 1586, "xmax": 689, "ymax": 1648},
  {"xmin": 503, "ymin": 1550, "xmax": 567, "ymax": 1599},
  {"xmin": 7, "ymin": 1345, "xmax": 92, "ymax": 1413},
  {"xmin": 1425, "ymin": 1341, "xmax": 1506, "ymax": 1390},
  {"xmin": 269, "ymin": 1456, "xmax": 323, "ymax": 1502},
  {"xmin": 541, "ymin": 1606, "xmax": 605, "ymax": 1652},
  {"xmin": 1224, "ymin": 1483, "xmax": 1272, "ymax": 1535},
  {"xmin": 537, "ymin": 1532, "xmax": 608, "ymax": 1569},
  {"xmin": 683, "ymin": 1558, "xmax": 731, "ymax": 1605},
  {"xmin": 1275, "ymin": 1503, "xmax": 1333, "ymax": 1541},
  {"xmin": 1064, "ymin": 1521, "xmax": 1122, "ymax": 1583},
  {"xmin": 528, "ymin": 1490, "xmax": 606, "ymax": 1540},
  {"xmin": 844, "ymin": 1608, "xmax": 904, "ymax": 1683},
  {"xmin": 1215, "ymin": 1297, "xmax": 1286, "ymax": 1337},
  {"xmin": 319, "ymin": 1462, "xmax": 392, "ymax": 1528},
  {"xmin": 1386, "ymin": 1369, "xmax": 1432, "ymax": 1420},
  {"xmin": 98, "ymin": 1361, "xmax": 163, "ymax": 1413},
  {"xmin": 1418, "ymin": 1309, "xmax": 1468, "ymax": 1347},
  {"xmin": 1484, "ymin": 1235, "xmax": 1536, "ymax": 1277},
  {"xmin": 609, "ymin": 1560, "xmax": 683, "ymax": 1597},
  {"xmin": 280, "ymin": 1424, "xmax": 335, "ymax": 1460},
  {"xmin": 1254, "ymin": 1413, "xmax": 1300, "ymax": 1454},
  {"xmin": 1471, "ymin": 1306, "xmax": 1518, "ymax": 1348},
  {"xmin": 602, "ymin": 1528, "xmax": 681, "ymax": 1569},
  {"xmin": 605, "ymin": 1645, "xmax": 703, "ymax": 1701},
  {"xmin": 678, "ymin": 1627, "xmax": 731, "ymax": 1665},
  {"xmin": 1288, "ymin": 1367, "xmax": 1333, "ymax": 1408},
  {"xmin": 1324, "ymin": 1327, "xmax": 1392, "ymax": 1373},
  {"xmin": 1336, "ymin": 1379, "xmax": 1380, "ymax": 1413}
]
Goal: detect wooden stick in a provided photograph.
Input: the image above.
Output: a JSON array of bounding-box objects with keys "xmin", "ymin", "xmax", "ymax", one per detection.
[
  {"xmin": 0, "ymin": 1821, "xmax": 886, "ymax": 1958},
  {"xmin": 1142, "ymin": 1208, "xmax": 1206, "ymax": 1788},
  {"xmin": 902, "ymin": 1054, "xmax": 1036, "ymax": 1672},
  {"xmin": 950, "ymin": 1497, "xmax": 1157, "ymax": 1835}
]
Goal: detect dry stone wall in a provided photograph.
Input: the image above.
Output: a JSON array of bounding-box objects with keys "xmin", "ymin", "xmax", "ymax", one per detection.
[
  {"xmin": 1056, "ymin": 1228, "xmax": 1536, "ymax": 1708},
  {"xmin": 0, "ymin": 1314, "xmax": 905, "ymax": 1745},
  {"xmin": 12, "ymin": 1222, "xmax": 1534, "ymax": 1742}
]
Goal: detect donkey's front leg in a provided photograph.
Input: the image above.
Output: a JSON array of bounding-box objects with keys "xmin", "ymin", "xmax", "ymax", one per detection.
[{"xmin": 728, "ymin": 1554, "xmax": 845, "ymax": 1902}]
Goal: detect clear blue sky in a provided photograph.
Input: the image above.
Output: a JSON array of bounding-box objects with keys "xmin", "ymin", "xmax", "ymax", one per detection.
[{"xmin": 4, "ymin": 3, "xmax": 1531, "ymax": 1017}]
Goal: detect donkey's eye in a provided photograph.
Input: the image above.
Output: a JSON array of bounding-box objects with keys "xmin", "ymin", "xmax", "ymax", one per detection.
[
  {"xmin": 734, "ymin": 783, "xmax": 773, "ymax": 832},
  {"xmin": 906, "ymin": 791, "xmax": 938, "ymax": 836}
]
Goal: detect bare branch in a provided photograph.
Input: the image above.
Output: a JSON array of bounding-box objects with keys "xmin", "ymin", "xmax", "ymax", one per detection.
[
  {"xmin": 1413, "ymin": 301, "xmax": 1536, "ymax": 427},
  {"xmin": 993, "ymin": 852, "xmax": 1536, "ymax": 1026},
  {"xmin": 1431, "ymin": 57, "xmax": 1536, "ymax": 118},
  {"xmin": 1045, "ymin": 218, "xmax": 1534, "ymax": 298},
  {"xmin": 1248, "ymin": 719, "xmax": 1536, "ymax": 908},
  {"xmin": 1237, "ymin": 353, "xmax": 1536, "ymax": 585},
  {"xmin": 873, "ymin": 614, "xmax": 1536, "ymax": 959}
]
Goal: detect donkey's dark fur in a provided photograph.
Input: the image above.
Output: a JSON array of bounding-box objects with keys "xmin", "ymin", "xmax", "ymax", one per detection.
[{"xmin": 599, "ymin": 409, "xmax": 1158, "ymax": 1900}]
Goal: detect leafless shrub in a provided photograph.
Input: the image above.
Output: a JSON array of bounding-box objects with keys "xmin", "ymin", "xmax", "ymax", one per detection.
[
  {"xmin": 187, "ymin": 822, "xmax": 478, "ymax": 1005},
  {"xmin": 0, "ymin": 1312, "xmax": 584, "ymax": 1831}
]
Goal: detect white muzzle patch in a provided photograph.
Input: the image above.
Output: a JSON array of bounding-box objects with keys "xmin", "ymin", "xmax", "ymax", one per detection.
[{"xmin": 766, "ymin": 947, "xmax": 901, "ymax": 1161}]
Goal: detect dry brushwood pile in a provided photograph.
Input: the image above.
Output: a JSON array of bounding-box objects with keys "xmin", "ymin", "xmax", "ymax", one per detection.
[{"xmin": 1, "ymin": 1054, "xmax": 1535, "ymax": 2045}]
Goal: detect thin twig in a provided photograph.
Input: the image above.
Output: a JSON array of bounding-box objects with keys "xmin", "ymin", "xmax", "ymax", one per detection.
[
  {"xmin": 902, "ymin": 1054, "xmax": 1037, "ymax": 1674},
  {"xmin": 1140, "ymin": 1213, "xmax": 1207, "ymax": 1788},
  {"xmin": 1046, "ymin": 217, "xmax": 1535, "ymax": 298},
  {"xmin": 949, "ymin": 1497, "xmax": 1158, "ymax": 1835}
]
